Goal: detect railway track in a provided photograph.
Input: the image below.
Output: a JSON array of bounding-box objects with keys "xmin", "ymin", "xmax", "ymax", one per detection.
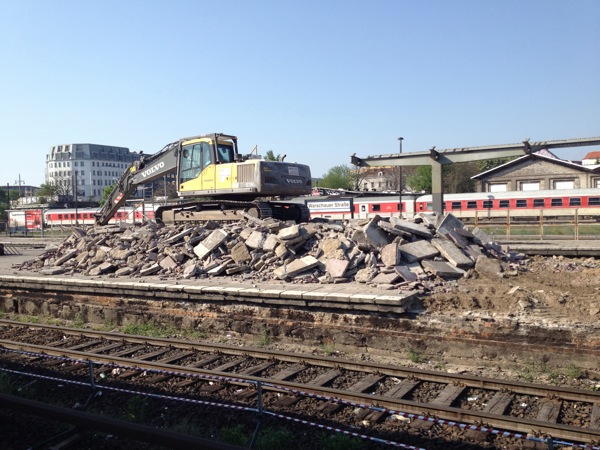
[{"xmin": 1, "ymin": 319, "xmax": 600, "ymax": 449}]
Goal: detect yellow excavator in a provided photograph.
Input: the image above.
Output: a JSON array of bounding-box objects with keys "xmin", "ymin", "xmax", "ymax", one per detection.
[{"xmin": 95, "ymin": 133, "xmax": 312, "ymax": 225}]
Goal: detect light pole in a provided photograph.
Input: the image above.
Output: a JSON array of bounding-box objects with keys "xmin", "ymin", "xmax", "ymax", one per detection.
[{"xmin": 398, "ymin": 137, "xmax": 404, "ymax": 218}]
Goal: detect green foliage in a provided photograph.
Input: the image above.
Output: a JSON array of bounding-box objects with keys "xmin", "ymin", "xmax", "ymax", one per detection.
[
  {"xmin": 256, "ymin": 428, "xmax": 295, "ymax": 450},
  {"xmin": 407, "ymin": 166, "xmax": 431, "ymax": 192},
  {"xmin": 319, "ymin": 164, "xmax": 353, "ymax": 190},
  {"xmin": 478, "ymin": 157, "xmax": 514, "ymax": 172},
  {"xmin": 37, "ymin": 183, "xmax": 59, "ymax": 197},
  {"xmin": 264, "ymin": 149, "xmax": 281, "ymax": 161},
  {"xmin": 405, "ymin": 157, "xmax": 515, "ymax": 194},
  {"xmin": 99, "ymin": 184, "xmax": 116, "ymax": 207},
  {"xmin": 219, "ymin": 424, "xmax": 249, "ymax": 446},
  {"xmin": 407, "ymin": 348, "xmax": 423, "ymax": 363},
  {"xmin": 122, "ymin": 321, "xmax": 172, "ymax": 337},
  {"xmin": 566, "ymin": 363, "xmax": 583, "ymax": 379},
  {"xmin": 256, "ymin": 328, "xmax": 272, "ymax": 347},
  {"xmin": 124, "ymin": 395, "xmax": 149, "ymax": 422},
  {"xmin": 0, "ymin": 373, "xmax": 22, "ymax": 396},
  {"xmin": 72, "ymin": 313, "xmax": 85, "ymax": 328},
  {"xmin": 319, "ymin": 432, "xmax": 364, "ymax": 450}
]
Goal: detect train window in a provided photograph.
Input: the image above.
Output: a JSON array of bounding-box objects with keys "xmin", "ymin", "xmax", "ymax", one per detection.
[
  {"xmin": 499, "ymin": 200, "xmax": 509, "ymax": 208},
  {"xmin": 466, "ymin": 201, "xmax": 477, "ymax": 209},
  {"xmin": 569, "ymin": 198, "xmax": 581, "ymax": 207},
  {"xmin": 70, "ymin": 214, "xmax": 75, "ymax": 219},
  {"xmin": 533, "ymin": 199, "xmax": 545, "ymax": 207},
  {"xmin": 372, "ymin": 204, "xmax": 381, "ymax": 212},
  {"xmin": 360, "ymin": 205, "xmax": 366, "ymax": 212},
  {"xmin": 589, "ymin": 197, "xmax": 600, "ymax": 206},
  {"xmin": 425, "ymin": 203, "xmax": 432, "ymax": 211},
  {"xmin": 550, "ymin": 198, "xmax": 563, "ymax": 207},
  {"xmin": 397, "ymin": 203, "xmax": 402, "ymax": 212},
  {"xmin": 58, "ymin": 214, "xmax": 62, "ymax": 219},
  {"xmin": 516, "ymin": 200, "xmax": 527, "ymax": 208},
  {"xmin": 482, "ymin": 200, "xmax": 493, "ymax": 208},
  {"xmin": 450, "ymin": 201, "xmax": 461, "ymax": 210}
]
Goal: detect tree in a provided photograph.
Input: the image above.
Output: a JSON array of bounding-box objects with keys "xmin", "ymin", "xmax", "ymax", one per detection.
[
  {"xmin": 407, "ymin": 166, "xmax": 431, "ymax": 192},
  {"xmin": 264, "ymin": 149, "xmax": 280, "ymax": 161},
  {"xmin": 37, "ymin": 183, "xmax": 59, "ymax": 197},
  {"xmin": 99, "ymin": 184, "xmax": 116, "ymax": 207},
  {"xmin": 319, "ymin": 165, "xmax": 353, "ymax": 190}
]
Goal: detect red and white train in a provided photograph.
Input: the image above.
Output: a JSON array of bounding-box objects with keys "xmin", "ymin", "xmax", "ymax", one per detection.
[
  {"xmin": 8, "ymin": 204, "xmax": 156, "ymax": 232},
  {"xmin": 9, "ymin": 188, "xmax": 600, "ymax": 231},
  {"xmin": 305, "ymin": 188, "xmax": 600, "ymax": 222}
]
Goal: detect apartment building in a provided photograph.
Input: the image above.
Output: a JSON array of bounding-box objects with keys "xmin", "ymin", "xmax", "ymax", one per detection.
[{"xmin": 45, "ymin": 143, "xmax": 145, "ymax": 202}]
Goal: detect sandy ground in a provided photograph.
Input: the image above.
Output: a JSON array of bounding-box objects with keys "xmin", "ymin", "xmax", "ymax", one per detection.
[{"xmin": 424, "ymin": 254, "xmax": 600, "ymax": 324}]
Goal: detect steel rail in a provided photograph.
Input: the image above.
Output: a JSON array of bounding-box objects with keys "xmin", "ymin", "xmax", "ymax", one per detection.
[
  {"xmin": 1, "ymin": 319, "xmax": 599, "ymax": 403},
  {"xmin": 2, "ymin": 339, "xmax": 600, "ymax": 445}
]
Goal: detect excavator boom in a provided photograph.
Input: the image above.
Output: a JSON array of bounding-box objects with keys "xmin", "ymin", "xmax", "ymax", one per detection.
[{"xmin": 94, "ymin": 141, "xmax": 179, "ymax": 225}]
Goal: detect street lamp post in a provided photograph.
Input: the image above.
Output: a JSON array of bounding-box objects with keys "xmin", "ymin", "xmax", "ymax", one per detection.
[{"xmin": 398, "ymin": 137, "xmax": 404, "ymax": 218}]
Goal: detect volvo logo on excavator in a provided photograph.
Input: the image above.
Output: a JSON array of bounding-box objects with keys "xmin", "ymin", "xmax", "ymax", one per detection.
[{"xmin": 141, "ymin": 162, "xmax": 165, "ymax": 178}]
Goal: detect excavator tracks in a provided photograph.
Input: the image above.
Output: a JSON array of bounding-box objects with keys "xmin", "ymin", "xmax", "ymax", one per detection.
[{"xmin": 155, "ymin": 200, "xmax": 310, "ymax": 224}]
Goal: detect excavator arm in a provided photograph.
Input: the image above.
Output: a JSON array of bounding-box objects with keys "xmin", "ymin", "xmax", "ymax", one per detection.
[{"xmin": 95, "ymin": 141, "xmax": 180, "ymax": 225}]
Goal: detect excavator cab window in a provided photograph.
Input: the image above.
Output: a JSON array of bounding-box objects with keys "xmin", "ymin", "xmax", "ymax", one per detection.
[
  {"xmin": 180, "ymin": 143, "xmax": 213, "ymax": 182},
  {"xmin": 216, "ymin": 143, "xmax": 235, "ymax": 163}
]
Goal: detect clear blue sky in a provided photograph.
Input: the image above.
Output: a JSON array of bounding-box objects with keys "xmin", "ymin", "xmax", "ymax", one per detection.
[{"xmin": 1, "ymin": 0, "xmax": 599, "ymax": 187}]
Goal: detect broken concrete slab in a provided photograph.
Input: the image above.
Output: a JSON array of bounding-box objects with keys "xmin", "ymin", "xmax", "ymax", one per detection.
[
  {"xmin": 326, "ymin": 258, "xmax": 349, "ymax": 278},
  {"xmin": 389, "ymin": 217, "xmax": 434, "ymax": 239},
  {"xmin": 398, "ymin": 240, "xmax": 439, "ymax": 263},
  {"xmin": 380, "ymin": 243, "xmax": 400, "ymax": 266},
  {"xmin": 363, "ymin": 216, "xmax": 393, "ymax": 248},
  {"xmin": 230, "ymin": 241, "xmax": 252, "ymax": 264},
  {"xmin": 193, "ymin": 229, "xmax": 228, "ymax": 259},
  {"xmin": 435, "ymin": 213, "xmax": 464, "ymax": 236},
  {"xmin": 430, "ymin": 237, "xmax": 474, "ymax": 269},
  {"xmin": 421, "ymin": 260, "xmax": 466, "ymax": 278},
  {"xmin": 371, "ymin": 271, "xmax": 400, "ymax": 284},
  {"xmin": 273, "ymin": 255, "xmax": 319, "ymax": 280},
  {"xmin": 394, "ymin": 265, "xmax": 418, "ymax": 282}
]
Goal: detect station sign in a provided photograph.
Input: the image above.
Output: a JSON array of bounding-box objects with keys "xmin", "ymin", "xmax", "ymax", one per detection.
[{"xmin": 305, "ymin": 198, "xmax": 353, "ymax": 213}]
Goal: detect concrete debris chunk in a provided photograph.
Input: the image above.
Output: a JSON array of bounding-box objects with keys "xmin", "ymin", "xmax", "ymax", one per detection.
[
  {"xmin": 17, "ymin": 210, "xmax": 516, "ymax": 292},
  {"xmin": 421, "ymin": 260, "xmax": 466, "ymax": 278},
  {"xmin": 193, "ymin": 229, "xmax": 228, "ymax": 259},
  {"xmin": 430, "ymin": 237, "xmax": 474, "ymax": 269},
  {"xmin": 273, "ymin": 255, "xmax": 319, "ymax": 279},
  {"xmin": 398, "ymin": 240, "xmax": 439, "ymax": 263},
  {"xmin": 363, "ymin": 216, "xmax": 393, "ymax": 248},
  {"xmin": 389, "ymin": 217, "xmax": 434, "ymax": 239},
  {"xmin": 326, "ymin": 258, "xmax": 349, "ymax": 278}
]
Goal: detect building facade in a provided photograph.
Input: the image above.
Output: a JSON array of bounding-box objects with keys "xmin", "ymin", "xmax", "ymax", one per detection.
[
  {"xmin": 45, "ymin": 144, "xmax": 145, "ymax": 202},
  {"xmin": 471, "ymin": 150, "xmax": 600, "ymax": 192}
]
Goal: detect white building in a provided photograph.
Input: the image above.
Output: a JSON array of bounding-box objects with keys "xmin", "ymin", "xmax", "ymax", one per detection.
[{"xmin": 45, "ymin": 143, "xmax": 145, "ymax": 202}]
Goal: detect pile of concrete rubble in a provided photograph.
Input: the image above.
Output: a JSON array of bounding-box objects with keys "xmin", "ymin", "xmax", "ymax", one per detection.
[{"xmin": 17, "ymin": 213, "xmax": 518, "ymax": 290}]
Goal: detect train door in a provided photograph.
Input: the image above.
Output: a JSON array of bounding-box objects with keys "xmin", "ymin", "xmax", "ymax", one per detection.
[{"xmin": 357, "ymin": 202, "xmax": 369, "ymax": 219}]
